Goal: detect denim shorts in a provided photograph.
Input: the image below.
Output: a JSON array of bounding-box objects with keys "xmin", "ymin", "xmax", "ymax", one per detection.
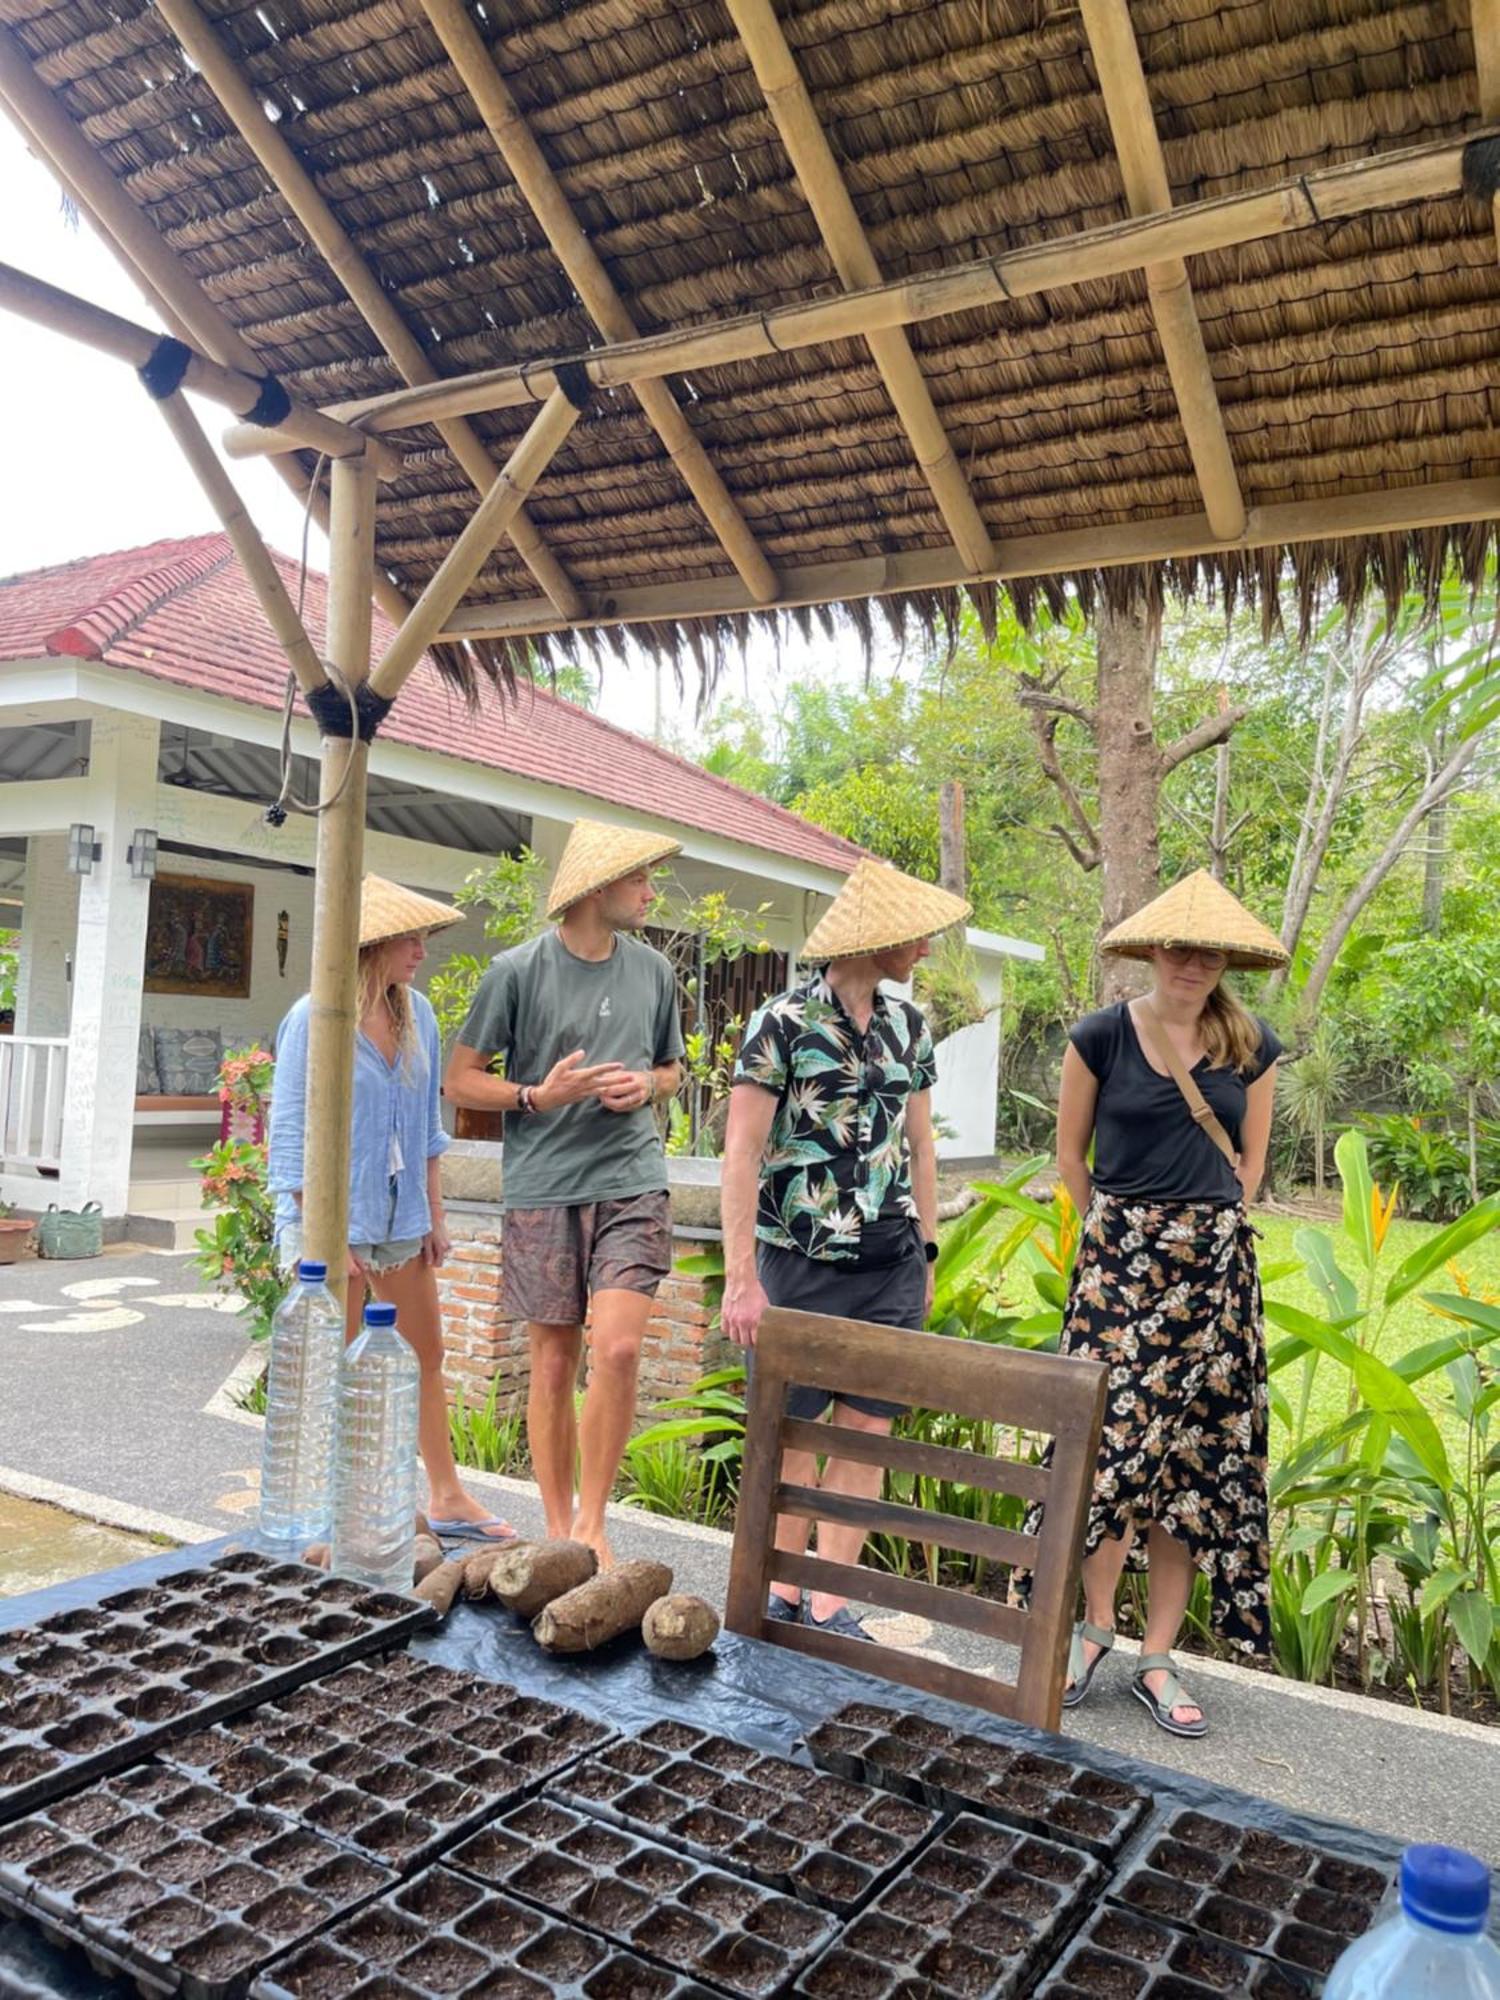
[{"xmin": 278, "ymin": 1226, "xmax": 423, "ymax": 1276}]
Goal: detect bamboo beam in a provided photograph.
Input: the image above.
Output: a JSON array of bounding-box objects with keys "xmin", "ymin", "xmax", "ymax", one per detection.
[
  {"xmin": 436, "ymin": 474, "xmax": 1500, "ymax": 642},
  {"xmin": 370, "ymin": 385, "xmax": 585, "ymax": 701},
  {"xmin": 724, "ymin": 0, "xmax": 993, "ymax": 575},
  {"xmin": 417, "ymin": 0, "xmax": 778, "ymax": 607},
  {"xmin": 153, "ymin": 391, "xmax": 329, "ymax": 699},
  {"xmin": 0, "ymin": 260, "xmax": 401, "ymax": 480},
  {"xmin": 301, "ymin": 454, "xmax": 376, "ymax": 1297},
  {"xmin": 221, "ymin": 135, "xmax": 1472, "ymax": 450},
  {"xmin": 1079, "ymin": 0, "xmax": 1245, "ymax": 541},
  {"xmin": 0, "ymin": 26, "xmax": 414, "ymax": 634},
  {"xmin": 150, "ymin": 0, "xmax": 582, "ymax": 621}
]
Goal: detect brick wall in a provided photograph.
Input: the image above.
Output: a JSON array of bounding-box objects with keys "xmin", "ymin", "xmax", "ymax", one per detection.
[{"xmin": 436, "ymin": 1206, "xmax": 725, "ymax": 1422}]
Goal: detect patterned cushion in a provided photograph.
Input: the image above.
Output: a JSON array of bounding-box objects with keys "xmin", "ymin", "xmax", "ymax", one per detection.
[
  {"xmin": 136, "ymin": 1027, "xmax": 161, "ymax": 1095},
  {"xmin": 154, "ymin": 1026, "xmax": 224, "ymax": 1097}
]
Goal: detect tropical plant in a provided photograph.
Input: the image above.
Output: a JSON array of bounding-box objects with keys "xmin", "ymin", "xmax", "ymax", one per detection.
[
  {"xmin": 927, "ymin": 1156, "xmax": 1076, "ymax": 1349},
  {"xmin": 628, "ymin": 1364, "xmax": 748, "ymax": 1523},
  {"xmin": 448, "ymin": 1375, "xmax": 528, "ymax": 1477},
  {"xmin": 192, "ymin": 1046, "xmax": 284, "ymax": 1341},
  {"xmin": 426, "ymin": 849, "xmax": 548, "ymax": 1049},
  {"xmin": 1276, "ymin": 1023, "xmax": 1349, "ymax": 1197},
  {"xmin": 914, "ymin": 932, "xmax": 990, "ymax": 1044},
  {"xmin": 619, "ymin": 1435, "xmax": 731, "ymax": 1526},
  {"xmin": 1361, "ymin": 1115, "xmax": 1472, "ymax": 1223},
  {"xmin": 0, "ymin": 930, "xmax": 18, "ymax": 1015}
]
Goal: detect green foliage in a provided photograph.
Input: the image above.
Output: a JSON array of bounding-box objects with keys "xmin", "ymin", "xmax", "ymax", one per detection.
[
  {"xmin": 0, "ymin": 930, "xmax": 18, "ymax": 1015},
  {"xmin": 426, "ymin": 849, "xmax": 548, "ymax": 1049},
  {"xmin": 620, "ymin": 1434, "xmax": 732, "ymax": 1527},
  {"xmin": 191, "ymin": 1046, "xmax": 284, "ymax": 1341},
  {"xmin": 1276, "ymin": 1024, "xmax": 1349, "ymax": 1196},
  {"xmin": 1361, "ymin": 1116, "xmax": 1473, "ymax": 1223},
  {"xmin": 914, "ymin": 932, "xmax": 990, "ymax": 1044},
  {"xmin": 449, "ymin": 1376, "xmax": 528, "ymax": 1476}
]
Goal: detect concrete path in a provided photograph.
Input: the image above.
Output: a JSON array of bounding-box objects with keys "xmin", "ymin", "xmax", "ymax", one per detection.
[{"xmin": 3, "ymin": 1249, "xmax": 1498, "ymax": 1862}]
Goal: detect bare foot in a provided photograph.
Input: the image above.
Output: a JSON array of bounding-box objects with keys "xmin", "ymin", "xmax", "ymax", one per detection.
[{"xmin": 572, "ymin": 1518, "xmax": 615, "ymax": 1570}]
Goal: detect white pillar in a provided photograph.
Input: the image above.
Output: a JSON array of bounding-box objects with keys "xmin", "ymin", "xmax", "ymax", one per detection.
[
  {"xmin": 13, "ymin": 834, "xmax": 76, "ymax": 1036},
  {"xmin": 57, "ymin": 713, "xmax": 160, "ymax": 1215}
]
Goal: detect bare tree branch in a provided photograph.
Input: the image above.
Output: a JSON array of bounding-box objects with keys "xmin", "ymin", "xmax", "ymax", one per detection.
[
  {"xmin": 1016, "ymin": 676, "xmax": 1098, "ymax": 732},
  {"xmin": 1051, "ymin": 822, "xmax": 1102, "ymax": 871},
  {"xmin": 1028, "ymin": 711, "xmax": 1101, "ymax": 867},
  {"xmin": 1159, "ymin": 701, "xmax": 1248, "ymax": 774}
]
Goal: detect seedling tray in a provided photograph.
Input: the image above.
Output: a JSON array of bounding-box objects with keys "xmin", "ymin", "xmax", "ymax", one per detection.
[
  {"xmin": 790, "ymin": 1813, "xmax": 1101, "ymax": 2000},
  {"xmin": 448, "ymin": 1791, "xmax": 840, "ymax": 1995},
  {"xmin": 155, "ymin": 1655, "xmax": 613, "ymax": 1876},
  {"xmin": 250, "ymin": 1864, "xmax": 719, "ymax": 1998},
  {"xmin": 804, "ymin": 1701, "xmax": 1148, "ymax": 1860},
  {"xmin": 0, "ymin": 1553, "xmax": 434, "ymax": 1826},
  {"xmin": 1034, "ymin": 1901, "xmax": 1322, "ymax": 1996},
  {"xmin": 0, "ymin": 1759, "xmax": 396, "ymax": 1998},
  {"xmin": 552, "ymin": 1720, "xmax": 935, "ymax": 1915},
  {"xmin": 1107, "ymin": 1808, "xmax": 1393, "ymax": 1981}
]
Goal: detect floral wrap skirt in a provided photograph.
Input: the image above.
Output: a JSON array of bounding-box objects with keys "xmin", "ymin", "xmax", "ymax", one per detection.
[{"xmin": 1027, "ymin": 1190, "xmax": 1272, "ymax": 1655}]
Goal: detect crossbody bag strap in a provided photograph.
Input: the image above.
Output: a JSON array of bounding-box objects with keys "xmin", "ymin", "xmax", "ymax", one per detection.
[{"xmin": 1131, "ymin": 1000, "xmax": 1240, "ymax": 1170}]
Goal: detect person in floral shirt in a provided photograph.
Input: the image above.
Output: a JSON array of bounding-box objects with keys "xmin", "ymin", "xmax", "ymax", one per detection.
[{"xmin": 721, "ymin": 859, "xmax": 970, "ymax": 1640}]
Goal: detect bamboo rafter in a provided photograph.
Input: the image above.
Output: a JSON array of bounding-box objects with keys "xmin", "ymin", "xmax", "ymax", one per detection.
[
  {"xmin": 1078, "ymin": 0, "xmax": 1246, "ymax": 542},
  {"xmin": 724, "ymin": 0, "xmax": 995, "ymax": 575},
  {"xmin": 417, "ymin": 0, "xmax": 778, "ymax": 607},
  {"xmin": 151, "ymin": 0, "xmax": 583, "ymax": 622},
  {"xmin": 218, "ymin": 134, "xmax": 1478, "ymax": 452}
]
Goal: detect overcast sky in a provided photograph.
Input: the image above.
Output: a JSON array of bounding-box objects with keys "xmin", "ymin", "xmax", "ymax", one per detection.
[{"xmin": 0, "ymin": 119, "xmax": 857, "ymax": 747}]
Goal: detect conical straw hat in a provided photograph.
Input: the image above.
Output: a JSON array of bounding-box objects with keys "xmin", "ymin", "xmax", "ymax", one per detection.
[
  {"xmin": 1100, "ymin": 869, "xmax": 1289, "ymax": 969},
  {"xmin": 802, "ymin": 859, "xmax": 972, "ymax": 961},
  {"xmin": 359, "ymin": 875, "xmax": 464, "ymax": 948},
  {"xmin": 546, "ymin": 819, "xmax": 683, "ymax": 920}
]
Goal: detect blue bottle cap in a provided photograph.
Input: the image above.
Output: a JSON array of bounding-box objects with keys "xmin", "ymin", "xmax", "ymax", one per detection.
[
  {"xmin": 297, "ymin": 1260, "xmax": 328, "ymax": 1282},
  {"xmin": 363, "ymin": 1301, "xmax": 398, "ymax": 1328},
  {"xmin": 1401, "ymin": 1844, "xmax": 1490, "ymax": 1934}
]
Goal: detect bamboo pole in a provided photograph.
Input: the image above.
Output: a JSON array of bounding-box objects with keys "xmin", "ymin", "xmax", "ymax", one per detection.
[
  {"xmin": 0, "ymin": 260, "xmax": 401, "ymax": 480},
  {"xmin": 370, "ymin": 385, "xmax": 584, "ymax": 700},
  {"xmin": 417, "ymin": 0, "xmax": 778, "ymax": 607},
  {"xmin": 301, "ymin": 456, "xmax": 376, "ymax": 1300},
  {"xmin": 153, "ymin": 392, "xmax": 329, "ymax": 699},
  {"xmin": 1078, "ymin": 0, "xmax": 1245, "ymax": 541},
  {"xmin": 222, "ymin": 135, "xmax": 1473, "ymax": 450},
  {"xmin": 436, "ymin": 473, "xmax": 1500, "ymax": 642},
  {"xmin": 150, "ymin": 0, "xmax": 584, "ymax": 623},
  {"xmin": 0, "ymin": 27, "xmax": 414, "ymax": 635},
  {"xmin": 724, "ymin": 0, "xmax": 993, "ymax": 575}
]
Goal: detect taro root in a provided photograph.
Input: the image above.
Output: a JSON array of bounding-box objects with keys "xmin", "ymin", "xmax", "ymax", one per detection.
[
  {"xmin": 489, "ymin": 1538, "xmax": 596, "ymax": 1619},
  {"xmin": 641, "ymin": 1592, "xmax": 720, "ymax": 1660},
  {"xmin": 414, "ymin": 1558, "xmax": 466, "ymax": 1618}
]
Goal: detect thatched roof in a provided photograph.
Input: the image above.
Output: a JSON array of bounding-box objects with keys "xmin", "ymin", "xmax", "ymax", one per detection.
[{"xmin": 3, "ymin": 0, "xmax": 1499, "ymax": 679}]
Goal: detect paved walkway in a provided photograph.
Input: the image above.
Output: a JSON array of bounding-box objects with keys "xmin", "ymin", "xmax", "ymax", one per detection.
[{"xmin": 3, "ymin": 1250, "xmax": 1499, "ymax": 1861}]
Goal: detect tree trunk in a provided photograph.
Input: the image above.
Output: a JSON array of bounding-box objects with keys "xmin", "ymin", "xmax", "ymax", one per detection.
[
  {"xmin": 938, "ymin": 780, "xmax": 967, "ymax": 897},
  {"xmin": 1094, "ymin": 588, "xmax": 1163, "ymax": 1003},
  {"xmin": 1299, "ymin": 734, "xmax": 1482, "ymax": 1017},
  {"xmin": 1468, "ymin": 1082, "xmax": 1479, "ymax": 1203}
]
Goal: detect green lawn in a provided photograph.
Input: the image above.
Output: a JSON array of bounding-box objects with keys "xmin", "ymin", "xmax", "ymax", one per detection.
[{"xmin": 1253, "ymin": 1207, "xmax": 1500, "ymax": 1457}]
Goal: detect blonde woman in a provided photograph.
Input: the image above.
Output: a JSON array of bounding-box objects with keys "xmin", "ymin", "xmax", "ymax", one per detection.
[
  {"xmin": 268, "ymin": 875, "xmax": 514, "ymax": 1543},
  {"xmin": 1042, "ymin": 872, "xmax": 1288, "ymax": 1737}
]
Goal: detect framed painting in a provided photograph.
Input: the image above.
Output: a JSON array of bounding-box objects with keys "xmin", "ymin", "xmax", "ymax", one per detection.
[{"xmin": 144, "ymin": 873, "xmax": 254, "ymax": 999}]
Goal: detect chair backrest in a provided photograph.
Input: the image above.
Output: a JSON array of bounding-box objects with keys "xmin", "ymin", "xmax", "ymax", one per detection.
[{"xmin": 724, "ymin": 1307, "xmax": 1107, "ymax": 1733}]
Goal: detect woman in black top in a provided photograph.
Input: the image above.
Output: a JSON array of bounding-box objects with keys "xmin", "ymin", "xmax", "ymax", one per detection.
[{"xmin": 1044, "ymin": 872, "xmax": 1288, "ymax": 1738}]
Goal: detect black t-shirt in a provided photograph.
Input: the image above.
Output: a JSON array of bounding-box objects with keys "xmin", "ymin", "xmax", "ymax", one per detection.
[{"xmin": 1069, "ymin": 1001, "xmax": 1282, "ymax": 1204}]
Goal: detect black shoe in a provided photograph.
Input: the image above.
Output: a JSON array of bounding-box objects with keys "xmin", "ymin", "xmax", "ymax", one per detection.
[
  {"xmin": 765, "ymin": 1592, "xmax": 802, "ymax": 1624},
  {"xmin": 806, "ymin": 1604, "xmax": 871, "ymax": 1642}
]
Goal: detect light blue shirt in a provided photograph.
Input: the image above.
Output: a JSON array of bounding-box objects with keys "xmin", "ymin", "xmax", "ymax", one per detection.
[{"xmin": 268, "ymin": 991, "xmax": 449, "ymax": 1247}]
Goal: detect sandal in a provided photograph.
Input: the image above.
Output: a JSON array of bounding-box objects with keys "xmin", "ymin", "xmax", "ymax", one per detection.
[
  {"xmin": 1062, "ymin": 1621, "xmax": 1115, "ymax": 1709},
  {"xmin": 1130, "ymin": 1653, "xmax": 1208, "ymax": 1738}
]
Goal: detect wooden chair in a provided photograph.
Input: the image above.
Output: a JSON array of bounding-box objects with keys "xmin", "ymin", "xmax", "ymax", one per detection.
[{"xmin": 724, "ymin": 1307, "xmax": 1107, "ymax": 1733}]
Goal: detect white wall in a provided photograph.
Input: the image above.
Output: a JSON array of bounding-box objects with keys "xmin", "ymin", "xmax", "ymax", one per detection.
[
  {"xmin": 930, "ymin": 1013, "xmax": 1002, "ymax": 1161},
  {"xmin": 13, "ymin": 833, "xmax": 76, "ymax": 1036}
]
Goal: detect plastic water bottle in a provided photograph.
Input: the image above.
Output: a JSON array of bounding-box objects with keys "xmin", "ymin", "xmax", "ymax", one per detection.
[
  {"xmin": 331, "ymin": 1299, "xmax": 420, "ymax": 1593},
  {"xmin": 1325, "ymin": 1846, "xmax": 1500, "ymax": 1998},
  {"xmin": 257, "ymin": 1260, "xmax": 342, "ymax": 1553}
]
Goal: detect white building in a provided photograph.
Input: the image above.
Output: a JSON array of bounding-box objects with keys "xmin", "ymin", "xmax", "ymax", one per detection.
[{"xmin": 0, "ymin": 534, "xmax": 1041, "ymax": 1235}]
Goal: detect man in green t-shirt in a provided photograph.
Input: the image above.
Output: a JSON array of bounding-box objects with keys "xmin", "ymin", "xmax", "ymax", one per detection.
[{"xmin": 445, "ymin": 820, "xmax": 685, "ymax": 1566}]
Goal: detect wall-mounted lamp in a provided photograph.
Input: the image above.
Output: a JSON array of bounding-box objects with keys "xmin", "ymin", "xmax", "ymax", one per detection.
[
  {"xmin": 128, "ymin": 828, "xmax": 159, "ymax": 881},
  {"xmin": 66, "ymin": 823, "xmax": 101, "ymax": 875}
]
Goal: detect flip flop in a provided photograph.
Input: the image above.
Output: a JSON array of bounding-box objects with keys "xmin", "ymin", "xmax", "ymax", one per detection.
[
  {"xmin": 1062, "ymin": 1620, "xmax": 1115, "ymax": 1709},
  {"xmin": 427, "ymin": 1516, "xmax": 520, "ymax": 1544},
  {"xmin": 1131, "ymin": 1652, "xmax": 1208, "ymax": 1738}
]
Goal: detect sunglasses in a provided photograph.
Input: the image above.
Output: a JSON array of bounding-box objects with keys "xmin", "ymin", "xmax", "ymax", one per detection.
[{"xmin": 1161, "ymin": 945, "xmax": 1228, "ymax": 970}]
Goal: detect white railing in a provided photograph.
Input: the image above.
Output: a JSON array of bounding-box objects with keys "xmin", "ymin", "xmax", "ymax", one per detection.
[{"xmin": 0, "ymin": 1036, "xmax": 67, "ymax": 1172}]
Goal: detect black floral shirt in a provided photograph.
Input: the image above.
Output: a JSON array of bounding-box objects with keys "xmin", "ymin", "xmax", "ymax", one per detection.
[{"xmin": 733, "ymin": 973, "xmax": 937, "ymax": 1261}]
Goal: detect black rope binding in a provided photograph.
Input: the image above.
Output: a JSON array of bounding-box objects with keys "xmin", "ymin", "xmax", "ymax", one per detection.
[
  {"xmin": 306, "ymin": 680, "xmax": 394, "ymax": 743},
  {"xmin": 1462, "ymin": 135, "xmax": 1500, "ymax": 201},
  {"xmin": 138, "ymin": 336, "xmax": 193, "ymax": 401},
  {"xmin": 243, "ymin": 374, "xmax": 292, "ymax": 428},
  {"xmin": 553, "ymin": 360, "xmax": 595, "ymax": 412}
]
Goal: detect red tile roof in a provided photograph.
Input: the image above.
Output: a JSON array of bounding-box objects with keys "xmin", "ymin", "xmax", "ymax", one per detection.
[{"xmin": 0, "ymin": 535, "xmax": 862, "ymax": 875}]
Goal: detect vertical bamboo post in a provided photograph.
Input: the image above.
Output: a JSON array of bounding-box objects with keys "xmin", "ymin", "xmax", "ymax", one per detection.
[{"xmin": 301, "ymin": 455, "xmax": 376, "ymax": 1305}]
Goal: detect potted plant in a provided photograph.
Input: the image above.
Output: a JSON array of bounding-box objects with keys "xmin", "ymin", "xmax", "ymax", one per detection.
[{"xmin": 0, "ymin": 1201, "xmax": 35, "ymax": 1263}]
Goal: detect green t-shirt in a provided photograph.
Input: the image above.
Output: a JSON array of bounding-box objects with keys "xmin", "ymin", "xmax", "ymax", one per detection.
[{"xmin": 458, "ymin": 929, "xmax": 684, "ymax": 1209}]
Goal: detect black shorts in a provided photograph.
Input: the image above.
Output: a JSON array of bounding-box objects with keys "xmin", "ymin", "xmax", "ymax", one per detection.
[{"xmin": 755, "ymin": 1220, "xmax": 926, "ymax": 1421}]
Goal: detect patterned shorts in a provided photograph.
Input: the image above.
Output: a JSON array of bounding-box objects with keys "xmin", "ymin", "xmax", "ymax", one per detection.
[{"xmin": 501, "ymin": 1190, "xmax": 672, "ymax": 1325}]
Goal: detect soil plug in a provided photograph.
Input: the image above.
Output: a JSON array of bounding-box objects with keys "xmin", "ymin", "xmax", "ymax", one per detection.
[
  {"xmin": 412, "ymin": 1535, "xmax": 445, "ymax": 1584},
  {"xmin": 533, "ymin": 1560, "xmax": 674, "ymax": 1653},
  {"xmin": 414, "ymin": 1559, "xmax": 466, "ymax": 1618},
  {"xmin": 489, "ymin": 1539, "xmax": 596, "ymax": 1618},
  {"xmin": 641, "ymin": 1593, "xmax": 720, "ymax": 1661},
  {"xmin": 461, "ymin": 1546, "xmax": 509, "ymax": 1599}
]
